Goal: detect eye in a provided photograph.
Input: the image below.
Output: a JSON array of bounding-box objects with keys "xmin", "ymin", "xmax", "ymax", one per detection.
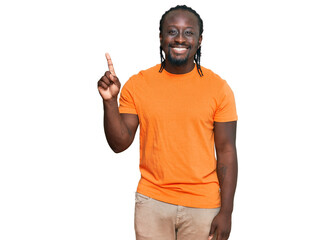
[
  {"xmin": 185, "ymin": 31, "xmax": 194, "ymax": 36},
  {"xmin": 168, "ymin": 29, "xmax": 177, "ymax": 35}
]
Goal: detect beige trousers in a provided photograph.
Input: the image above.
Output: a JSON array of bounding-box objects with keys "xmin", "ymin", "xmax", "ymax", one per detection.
[{"xmin": 134, "ymin": 192, "xmax": 220, "ymax": 240}]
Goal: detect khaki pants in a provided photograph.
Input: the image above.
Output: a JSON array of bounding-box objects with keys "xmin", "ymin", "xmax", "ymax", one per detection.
[{"xmin": 134, "ymin": 192, "xmax": 220, "ymax": 240}]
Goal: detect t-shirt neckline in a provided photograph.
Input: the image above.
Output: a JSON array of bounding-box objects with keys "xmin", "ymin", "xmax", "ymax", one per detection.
[{"xmin": 162, "ymin": 65, "xmax": 198, "ymax": 79}]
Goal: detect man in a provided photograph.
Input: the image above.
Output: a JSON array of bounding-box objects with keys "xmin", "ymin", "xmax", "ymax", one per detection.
[{"xmin": 97, "ymin": 5, "xmax": 238, "ymax": 240}]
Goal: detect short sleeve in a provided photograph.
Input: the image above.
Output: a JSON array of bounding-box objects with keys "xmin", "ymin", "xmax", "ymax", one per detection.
[
  {"xmin": 119, "ymin": 77, "xmax": 137, "ymax": 114},
  {"xmin": 214, "ymin": 82, "xmax": 238, "ymax": 122}
]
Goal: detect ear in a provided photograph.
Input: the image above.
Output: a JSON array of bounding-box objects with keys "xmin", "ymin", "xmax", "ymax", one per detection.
[
  {"xmin": 159, "ymin": 33, "xmax": 163, "ymax": 45},
  {"xmin": 198, "ymin": 35, "xmax": 203, "ymax": 48}
]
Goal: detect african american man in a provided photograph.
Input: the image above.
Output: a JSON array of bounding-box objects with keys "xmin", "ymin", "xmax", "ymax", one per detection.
[{"xmin": 97, "ymin": 5, "xmax": 238, "ymax": 240}]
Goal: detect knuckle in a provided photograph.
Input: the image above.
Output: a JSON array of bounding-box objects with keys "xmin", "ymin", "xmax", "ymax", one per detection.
[
  {"xmin": 219, "ymin": 231, "xmax": 228, "ymax": 238},
  {"xmin": 101, "ymin": 76, "xmax": 108, "ymax": 83}
]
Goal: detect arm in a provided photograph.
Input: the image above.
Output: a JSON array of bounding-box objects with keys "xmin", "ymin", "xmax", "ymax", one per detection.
[
  {"xmin": 103, "ymin": 100, "xmax": 139, "ymax": 153},
  {"xmin": 98, "ymin": 53, "xmax": 139, "ymax": 153},
  {"xmin": 209, "ymin": 121, "xmax": 238, "ymax": 240}
]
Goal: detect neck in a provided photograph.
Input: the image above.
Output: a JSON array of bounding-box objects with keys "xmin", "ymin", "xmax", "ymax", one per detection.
[{"xmin": 164, "ymin": 61, "xmax": 195, "ymax": 74}]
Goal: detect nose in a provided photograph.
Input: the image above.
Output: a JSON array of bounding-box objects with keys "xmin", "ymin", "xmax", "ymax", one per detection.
[{"xmin": 174, "ymin": 31, "xmax": 186, "ymax": 44}]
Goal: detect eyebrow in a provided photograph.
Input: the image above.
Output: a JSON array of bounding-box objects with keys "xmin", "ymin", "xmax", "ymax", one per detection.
[{"xmin": 166, "ymin": 25, "xmax": 195, "ymax": 29}]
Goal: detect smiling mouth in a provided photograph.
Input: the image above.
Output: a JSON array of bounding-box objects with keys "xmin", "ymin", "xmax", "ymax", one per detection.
[{"xmin": 170, "ymin": 46, "xmax": 189, "ymax": 54}]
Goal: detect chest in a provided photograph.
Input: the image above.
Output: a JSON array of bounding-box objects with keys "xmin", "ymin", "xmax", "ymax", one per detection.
[{"xmin": 134, "ymin": 79, "xmax": 217, "ymax": 127}]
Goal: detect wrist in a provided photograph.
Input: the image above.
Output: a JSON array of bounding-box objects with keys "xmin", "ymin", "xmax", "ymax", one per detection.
[
  {"xmin": 219, "ymin": 209, "xmax": 233, "ymax": 216},
  {"xmin": 103, "ymin": 96, "xmax": 118, "ymax": 104}
]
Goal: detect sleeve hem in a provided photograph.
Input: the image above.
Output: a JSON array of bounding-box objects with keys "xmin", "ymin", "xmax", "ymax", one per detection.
[
  {"xmin": 119, "ymin": 107, "xmax": 137, "ymax": 115},
  {"xmin": 214, "ymin": 116, "xmax": 238, "ymax": 122}
]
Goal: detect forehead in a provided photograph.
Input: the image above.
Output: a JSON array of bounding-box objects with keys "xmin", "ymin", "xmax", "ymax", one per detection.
[{"xmin": 163, "ymin": 9, "xmax": 199, "ymax": 29}]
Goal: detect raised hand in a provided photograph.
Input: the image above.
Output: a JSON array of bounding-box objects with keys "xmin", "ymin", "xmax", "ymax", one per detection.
[{"xmin": 97, "ymin": 53, "xmax": 121, "ymax": 100}]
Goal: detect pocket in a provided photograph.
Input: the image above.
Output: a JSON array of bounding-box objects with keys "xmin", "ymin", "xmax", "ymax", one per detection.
[{"xmin": 135, "ymin": 192, "xmax": 151, "ymax": 204}]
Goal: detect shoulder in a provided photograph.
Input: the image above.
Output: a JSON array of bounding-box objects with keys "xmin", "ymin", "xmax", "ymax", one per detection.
[
  {"xmin": 200, "ymin": 66, "xmax": 229, "ymax": 88},
  {"xmin": 131, "ymin": 64, "xmax": 161, "ymax": 80},
  {"xmin": 123, "ymin": 64, "xmax": 160, "ymax": 88},
  {"xmin": 200, "ymin": 66, "xmax": 236, "ymax": 100}
]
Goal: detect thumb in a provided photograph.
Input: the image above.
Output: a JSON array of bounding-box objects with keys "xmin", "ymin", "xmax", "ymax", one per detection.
[{"xmin": 208, "ymin": 223, "xmax": 217, "ymax": 240}]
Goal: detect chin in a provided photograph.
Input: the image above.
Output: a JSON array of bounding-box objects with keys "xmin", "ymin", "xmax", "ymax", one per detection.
[
  {"xmin": 167, "ymin": 47, "xmax": 191, "ymax": 66},
  {"xmin": 167, "ymin": 55, "xmax": 189, "ymax": 66}
]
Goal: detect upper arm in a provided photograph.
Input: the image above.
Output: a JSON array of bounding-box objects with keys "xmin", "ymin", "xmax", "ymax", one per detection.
[
  {"xmin": 121, "ymin": 113, "xmax": 139, "ymax": 142},
  {"xmin": 214, "ymin": 121, "xmax": 237, "ymax": 153}
]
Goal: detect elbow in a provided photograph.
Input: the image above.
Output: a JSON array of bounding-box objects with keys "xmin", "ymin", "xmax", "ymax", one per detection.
[
  {"xmin": 112, "ymin": 148, "xmax": 123, "ymax": 154},
  {"xmin": 112, "ymin": 147, "xmax": 127, "ymax": 154},
  {"xmin": 109, "ymin": 141, "xmax": 131, "ymax": 154},
  {"xmin": 110, "ymin": 144, "xmax": 126, "ymax": 154},
  {"xmin": 106, "ymin": 134, "xmax": 133, "ymax": 154}
]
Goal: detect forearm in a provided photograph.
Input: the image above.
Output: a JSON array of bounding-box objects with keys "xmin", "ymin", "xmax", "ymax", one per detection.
[
  {"xmin": 216, "ymin": 150, "xmax": 238, "ymax": 214},
  {"xmin": 103, "ymin": 97, "xmax": 132, "ymax": 153}
]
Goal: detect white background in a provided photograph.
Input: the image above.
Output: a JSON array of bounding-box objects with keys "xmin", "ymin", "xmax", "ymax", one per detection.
[{"xmin": 1, "ymin": 0, "xmax": 335, "ymax": 239}]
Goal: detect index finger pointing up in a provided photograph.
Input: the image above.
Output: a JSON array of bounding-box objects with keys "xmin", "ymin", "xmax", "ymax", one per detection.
[{"xmin": 105, "ymin": 53, "xmax": 116, "ymax": 76}]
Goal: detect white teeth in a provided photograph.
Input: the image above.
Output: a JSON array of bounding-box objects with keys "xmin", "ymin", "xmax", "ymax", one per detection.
[{"xmin": 172, "ymin": 47, "xmax": 188, "ymax": 53}]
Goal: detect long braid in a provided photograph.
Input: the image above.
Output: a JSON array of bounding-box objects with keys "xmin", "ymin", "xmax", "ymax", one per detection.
[
  {"xmin": 194, "ymin": 47, "xmax": 203, "ymax": 76},
  {"xmin": 159, "ymin": 46, "xmax": 165, "ymax": 73},
  {"xmin": 159, "ymin": 5, "xmax": 204, "ymax": 76}
]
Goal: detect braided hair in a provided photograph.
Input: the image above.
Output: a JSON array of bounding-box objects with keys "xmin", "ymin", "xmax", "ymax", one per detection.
[{"xmin": 159, "ymin": 5, "xmax": 204, "ymax": 76}]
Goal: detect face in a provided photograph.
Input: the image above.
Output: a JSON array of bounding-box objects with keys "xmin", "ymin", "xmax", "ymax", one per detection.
[{"xmin": 160, "ymin": 10, "xmax": 202, "ymax": 68}]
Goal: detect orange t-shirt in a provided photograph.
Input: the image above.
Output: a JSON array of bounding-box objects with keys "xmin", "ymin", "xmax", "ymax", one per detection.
[{"xmin": 119, "ymin": 64, "xmax": 238, "ymax": 208}]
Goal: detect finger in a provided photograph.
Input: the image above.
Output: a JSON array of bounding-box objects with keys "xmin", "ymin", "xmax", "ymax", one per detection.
[
  {"xmin": 104, "ymin": 71, "xmax": 114, "ymax": 84},
  {"xmin": 208, "ymin": 224, "xmax": 216, "ymax": 240},
  {"xmin": 111, "ymin": 75, "xmax": 121, "ymax": 88},
  {"xmin": 105, "ymin": 53, "xmax": 116, "ymax": 76},
  {"xmin": 104, "ymin": 71, "xmax": 121, "ymax": 88},
  {"xmin": 98, "ymin": 80, "xmax": 109, "ymax": 90},
  {"xmin": 217, "ymin": 231, "xmax": 229, "ymax": 240},
  {"xmin": 224, "ymin": 232, "xmax": 230, "ymax": 240}
]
